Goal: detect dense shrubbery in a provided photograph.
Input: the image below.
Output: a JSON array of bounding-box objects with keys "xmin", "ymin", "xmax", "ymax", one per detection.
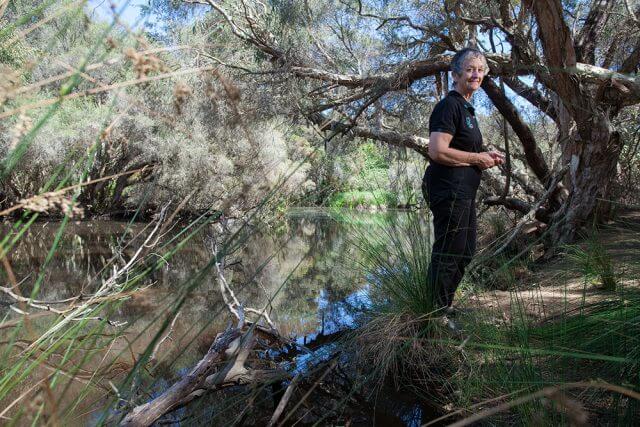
[
  {"xmin": 0, "ymin": 1, "xmax": 431, "ymax": 217},
  {"xmin": 328, "ymin": 189, "xmax": 398, "ymax": 209},
  {"xmin": 323, "ymin": 142, "xmax": 424, "ymax": 208},
  {"xmin": 0, "ymin": 2, "xmax": 316, "ymax": 219}
]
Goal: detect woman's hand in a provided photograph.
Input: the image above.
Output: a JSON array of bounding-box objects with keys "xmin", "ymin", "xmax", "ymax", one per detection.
[
  {"xmin": 487, "ymin": 150, "xmax": 504, "ymax": 165},
  {"xmin": 469, "ymin": 151, "xmax": 505, "ymax": 169},
  {"xmin": 429, "ymin": 133, "xmax": 505, "ymax": 169},
  {"xmin": 488, "ymin": 150, "xmax": 505, "ymax": 165}
]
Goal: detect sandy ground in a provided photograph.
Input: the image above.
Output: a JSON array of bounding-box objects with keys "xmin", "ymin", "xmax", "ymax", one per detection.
[{"xmin": 465, "ymin": 209, "xmax": 640, "ymax": 322}]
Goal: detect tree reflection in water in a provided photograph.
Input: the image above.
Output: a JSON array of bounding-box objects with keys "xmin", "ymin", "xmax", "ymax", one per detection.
[{"xmin": 0, "ymin": 208, "xmax": 429, "ymax": 424}]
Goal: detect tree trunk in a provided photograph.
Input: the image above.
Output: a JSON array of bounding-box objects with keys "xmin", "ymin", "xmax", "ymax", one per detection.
[{"xmin": 551, "ymin": 116, "xmax": 622, "ymax": 244}]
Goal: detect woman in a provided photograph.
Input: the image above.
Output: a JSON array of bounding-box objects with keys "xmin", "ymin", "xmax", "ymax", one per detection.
[{"xmin": 423, "ymin": 48, "xmax": 504, "ymax": 315}]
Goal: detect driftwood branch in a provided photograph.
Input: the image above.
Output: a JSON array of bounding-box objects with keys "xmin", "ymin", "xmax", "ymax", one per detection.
[
  {"xmin": 122, "ymin": 324, "xmax": 289, "ymax": 426},
  {"xmin": 267, "ymin": 373, "xmax": 301, "ymax": 427},
  {"xmin": 121, "ymin": 325, "xmax": 242, "ymax": 426}
]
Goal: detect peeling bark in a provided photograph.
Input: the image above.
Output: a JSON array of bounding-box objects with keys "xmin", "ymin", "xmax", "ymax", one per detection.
[{"xmin": 552, "ymin": 118, "xmax": 622, "ymax": 243}]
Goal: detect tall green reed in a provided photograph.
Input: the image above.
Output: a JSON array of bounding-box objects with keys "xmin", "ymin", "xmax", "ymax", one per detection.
[
  {"xmin": 346, "ymin": 210, "xmax": 438, "ymax": 316},
  {"xmin": 450, "ymin": 266, "xmax": 639, "ymax": 424}
]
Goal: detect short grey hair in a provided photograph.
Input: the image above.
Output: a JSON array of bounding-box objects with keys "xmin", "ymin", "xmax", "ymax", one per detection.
[{"xmin": 450, "ymin": 48, "xmax": 488, "ymax": 78}]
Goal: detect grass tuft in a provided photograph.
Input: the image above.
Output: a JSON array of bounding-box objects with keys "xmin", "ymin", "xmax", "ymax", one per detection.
[
  {"xmin": 351, "ymin": 211, "xmax": 437, "ymax": 316},
  {"xmin": 566, "ymin": 231, "xmax": 618, "ymax": 291}
]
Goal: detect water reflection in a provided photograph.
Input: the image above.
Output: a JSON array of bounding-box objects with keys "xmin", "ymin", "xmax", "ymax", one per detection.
[
  {"xmin": 1, "ymin": 209, "xmax": 427, "ymax": 336},
  {"xmin": 1, "ymin": 208, "xmax": 432, "ymax": 424}
]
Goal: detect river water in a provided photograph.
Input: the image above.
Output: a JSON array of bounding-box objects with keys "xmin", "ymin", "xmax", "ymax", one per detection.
[{"xmin": 1, "ymin": 208, "xmax": 435, "ymax": 425}]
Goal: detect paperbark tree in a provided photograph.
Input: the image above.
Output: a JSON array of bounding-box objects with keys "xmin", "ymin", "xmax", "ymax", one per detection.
[{"xmin": 181, "ymin": 0, "xmax": 640, "ymax": 244}]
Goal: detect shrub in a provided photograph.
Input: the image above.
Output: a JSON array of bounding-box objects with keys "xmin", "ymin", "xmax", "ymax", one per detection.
[
  {"xmin": 566, "ymin": 231, "xmax": 617, "ymax": 291},
  {"xmin": 351, "ymin": 211, "xmax": 436, "ymax": 315},
  {"xmin": 0, "ymin": 6, "xmax": 314, "ymax": 218},
  {"xmin": 357, "ymin": 141, "xmax": 388, "ymax": 169},
  {"xmin": 328, "ymin": 189, "xmax": 397, "ymax": 208},
  {"xmin": 342, "ymin": 212, "xmax": 459, "ymax": 397}
]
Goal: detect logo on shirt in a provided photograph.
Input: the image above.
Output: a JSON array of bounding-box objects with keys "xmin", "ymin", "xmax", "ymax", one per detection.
[{"xmin": 465, "ymin": 116, "xmax": 474, "ymax": 129}]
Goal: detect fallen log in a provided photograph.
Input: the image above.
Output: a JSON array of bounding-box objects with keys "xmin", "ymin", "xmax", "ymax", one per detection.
[
  {"xmin": 121, "ymin": 325, "xmax": 288, "ymax": 427},
  {"xmin": 121, "ymin": 325, "xmax": 241, "ymax": 426}
]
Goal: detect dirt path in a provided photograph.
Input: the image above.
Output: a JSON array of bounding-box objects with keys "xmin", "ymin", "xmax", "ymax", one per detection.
[{"xmin": 466, "ymin": 209, "xmax": 640, "ymax": 322}]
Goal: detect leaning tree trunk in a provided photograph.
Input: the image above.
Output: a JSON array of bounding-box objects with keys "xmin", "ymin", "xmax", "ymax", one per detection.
[{"xmin": 551, "ymin": 114, "xmax": 622, "ymax": 244}]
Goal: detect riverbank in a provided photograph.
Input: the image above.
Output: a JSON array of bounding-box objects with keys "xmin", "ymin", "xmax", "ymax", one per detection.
[
  {"xmin": 429, "ymin": 210, "xmax": 640, "ymax": 424},
  {"xmin": 468, "ymin": 209, "xmax": 640, "ymax": 322},
  {"xmin": 1, "ymin": 209, "xmax": 639, "ymax": 425}
]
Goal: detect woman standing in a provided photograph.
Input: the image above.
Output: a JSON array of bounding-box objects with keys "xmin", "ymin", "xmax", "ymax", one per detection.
[{"xmin": 423, "ymin": 48, "xmax": 504, "ymax": 315}]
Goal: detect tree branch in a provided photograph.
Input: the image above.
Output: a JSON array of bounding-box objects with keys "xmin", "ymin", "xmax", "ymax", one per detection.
[
  {"xmin": 523, "ymin": 0, "xmax": 584, "ymax": 117},
  {"xmin": 620, "ymin": 39, "xmax": 640, "ymax": 75},
  {"xmin": 575, "ymin": 0, "xmax": 615, "ymax": 64},
  {"xmin": 343, "ymin": 0, "xmax": 431, "ymax": 33},
  {"xmin": 483, "ymin": 196, "xmax": 530, "ymax": 213},
  {"xmin": 491, "ymin": 165, "xmax": 569, "ymax": 255},
  {"xmin": 482, "ymin": 78, "xmax": 551, "ymax": 184},
  {"xmin": 194, "ymin": 1, "xmax": 640, "ymax": 108},
  {"xmin": 503, "ymin": 76, "xmax": 559, "ymax": 124},
  {"xmin": 308, "ymin": 113, "xmax": 429, "ymax": 158}
]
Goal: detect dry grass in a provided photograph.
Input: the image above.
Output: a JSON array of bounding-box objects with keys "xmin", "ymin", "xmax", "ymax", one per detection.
[{"xmin": 345, "ymin": 311, "xmax": 458, "ymax": 395}]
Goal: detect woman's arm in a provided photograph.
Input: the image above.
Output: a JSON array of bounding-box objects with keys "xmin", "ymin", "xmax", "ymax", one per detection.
[{"xmin": 428, "ymin": 132, "xmax": 503, "ymax": 169}]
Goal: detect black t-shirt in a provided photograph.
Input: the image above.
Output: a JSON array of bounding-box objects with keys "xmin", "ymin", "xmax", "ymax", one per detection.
[{"xmin": 424, "ymin": 90, "xmax": 483, "ymax": 200}]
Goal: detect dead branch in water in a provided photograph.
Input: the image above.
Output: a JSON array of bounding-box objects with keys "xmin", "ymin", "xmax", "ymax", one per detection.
[
  {"xmin": 149, "ymin": 309, "xmax": 182, "ymax": 365},
  {"xmin": 7, "ymin": 206, "xmax": 169, "ymax": 355},
  {"xmin": 120, "ymin": 322, "xmax": 289, "ymax": 427},
  {"xmin": 267, "ymin": 373, "xmax": 301, "ymax": 427},
  {"xmin": 209, "ymin": 222, "xmax": 277, "ymax": 330}
]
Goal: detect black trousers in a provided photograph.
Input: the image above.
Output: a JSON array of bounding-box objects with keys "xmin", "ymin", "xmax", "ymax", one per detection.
[{"xmin": 427, "ymin": 196, "xmax": 477, "ymax": 309}]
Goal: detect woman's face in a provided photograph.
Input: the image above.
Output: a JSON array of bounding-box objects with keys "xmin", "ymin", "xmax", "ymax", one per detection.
[{"xmin": 453, "ymin": 56, "xmax": 486, "ymax": 95}]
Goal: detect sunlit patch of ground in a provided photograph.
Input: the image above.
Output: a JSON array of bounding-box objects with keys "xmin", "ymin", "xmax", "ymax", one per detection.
[{"xmin": 468, "ymin": 209, "xmax": 640, "ymax": 322}]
